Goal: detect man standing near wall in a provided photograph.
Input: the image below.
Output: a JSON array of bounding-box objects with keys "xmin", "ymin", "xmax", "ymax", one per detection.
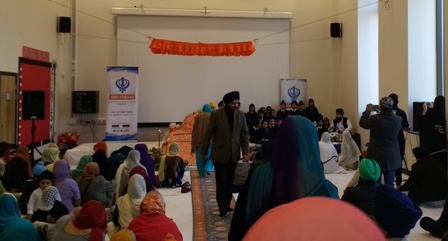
[
  {"xmin": 359, "ymin": 97, "xmax": 402, "ymax": 186},
  {"xmin": 201, "ymin": 91, "xmax": 250, "ymax": 217},
  {"xmin": 389, "ymin": 93, "xmax": 410, "ymax": 187}
]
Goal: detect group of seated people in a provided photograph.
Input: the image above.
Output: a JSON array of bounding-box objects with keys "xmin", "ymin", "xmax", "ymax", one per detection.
[
  {"xmin": 245, "ymin": 98, "xmax": 353, "ymax": 144},
  {"xmin": 0, "ymin": 141, "xmax": 186, "ymax": 241},
  {"xmin": 228, "ymin": 114, "xmax": 448, "ymax": 241}
]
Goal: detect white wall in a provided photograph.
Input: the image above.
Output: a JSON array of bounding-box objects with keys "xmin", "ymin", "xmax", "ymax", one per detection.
[{"xmin": 1, "ymin": 0, "xmax": 445, "ymax": 146}]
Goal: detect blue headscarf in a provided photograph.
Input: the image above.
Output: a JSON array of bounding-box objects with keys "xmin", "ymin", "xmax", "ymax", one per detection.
[
  {"xmin": 202, "ymin": 104, "xmax": 212, "ymax": 113},
  {"xmin": 271, "ymin": 116, "xmax": 339, "ymax": 206},
  {"xmin": 246, "ymin": 116, "xmax": 338, "ymax": 230},
  {"xmin": 0, "ymin": 194, "xmax": 42, "ymax": 241}
]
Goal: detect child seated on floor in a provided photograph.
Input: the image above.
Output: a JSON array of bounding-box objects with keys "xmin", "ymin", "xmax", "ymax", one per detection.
[{"xmin": 27, "ymin": 170, "xmax": 58, "ymax": 219}]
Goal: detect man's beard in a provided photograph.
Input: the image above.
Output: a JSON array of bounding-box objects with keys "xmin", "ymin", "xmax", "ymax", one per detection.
[{"xmin": 335, "ymin": 117, "xmax": 342, "ymax": 122}]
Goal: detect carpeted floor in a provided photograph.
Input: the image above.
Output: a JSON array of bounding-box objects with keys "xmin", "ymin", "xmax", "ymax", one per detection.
[{"xmin": 191, "ymin": 170, "xmax": 236, "ymax": 241}]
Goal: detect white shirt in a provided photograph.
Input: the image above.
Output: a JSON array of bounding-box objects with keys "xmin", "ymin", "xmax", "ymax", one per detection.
[{"xmin": 27, "ymin": 188, "xmax": 61, "ymax": 215}]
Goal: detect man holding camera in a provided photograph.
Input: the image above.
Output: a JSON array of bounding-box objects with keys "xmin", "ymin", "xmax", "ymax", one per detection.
[{"xmin": 359, "ymin": 97, "xmax": 403, "ymax": 186}]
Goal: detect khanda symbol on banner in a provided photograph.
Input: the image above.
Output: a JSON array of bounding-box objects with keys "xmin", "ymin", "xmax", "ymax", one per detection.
[
  {"xmin": 288, "ymin": 86, "xmax": 300, "ymax": 101},
  {"xmin": 116, "ymin": 77, "xmax": 131, "ymax": 93}
]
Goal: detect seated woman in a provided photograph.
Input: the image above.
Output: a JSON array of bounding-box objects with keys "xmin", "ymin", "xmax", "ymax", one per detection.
[
  {"xmin": 339, "ymin": 131, "xmax": 361, "ymax": 170},
  {"xmin": 318, "ymin": 132, "xmax": 345, "ymax": 174},
  {"xmin": 31, "ymin": 186, "xmax": 61, "ymax": 222},
  {"xmin": 341, "ymin": 158, "xmax": 381, "ymax": 217},
  {"xmin": 229, "ymin": 116, "xmax": 339, "ymax": 241},
  {"xmin": 71, "ymin": 155, "xmax": 93, "ymax": 180},
  {"xmin": 116, "ymin": 150, "xmax": 146, "ymax": 200},
  {"xmin": 158, "ymin": 142, "xmax": 185, "ymax": 188},
  {"xmin": 135, "ymin": 144, "xmax": 158, "ymax": 188},
  {"xmin": 114, "ymin": 174, "xmax": 147, "ymax": 230},
  {"xmin": 78, "ymin": 162, "xmax": 116, "ymax": 208},
  {"xmin": 3, "ymin": 145, "xmax": 31, "ymax": 192},
  {"xmin": 92, "ymin": 142, "xmax": 115, "ymax": 181},
  {"xmin": 128, "ymin": 191, "xmax": 183, "ymax": 241},
  {"xmin": 53, "ymin": 200, "xmax": 107, "ymax": 241},
  {"xmin": 399, "ymin": 147, "xmax": 448, "ymax": 206},
  {"xmin": 0, "ymin": 193, "xmax": 43, "ymax": 241},
  {"xmin": 53, "ymin": 160, "xmax": 81, "ymax": 211},
  {"xmin": 108, "ymin": 146, "xmax": 133, "ymax": 173},
  {"xmin": 121, "ymin": 166, "xmax": 154, "ymax": 196}
]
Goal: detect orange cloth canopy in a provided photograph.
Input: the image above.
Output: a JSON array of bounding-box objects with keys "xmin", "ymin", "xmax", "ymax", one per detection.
[{"xmin": 149, "ymin": 38, "xmax": 256, "ymax": 56}]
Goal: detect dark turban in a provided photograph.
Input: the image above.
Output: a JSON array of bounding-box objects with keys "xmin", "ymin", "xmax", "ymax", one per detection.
[{"xmin": 223, "ymin": 91, "xmax": 240, "ymax": 105}]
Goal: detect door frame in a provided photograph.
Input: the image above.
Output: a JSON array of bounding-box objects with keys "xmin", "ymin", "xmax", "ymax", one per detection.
[{"xmin": 0, "ymin": 71, "xmax": 18, "ymax": 144}]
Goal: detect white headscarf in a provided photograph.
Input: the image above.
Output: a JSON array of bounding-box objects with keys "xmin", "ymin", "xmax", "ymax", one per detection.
[
  {"xmin": 116, "ymin": 174, "xmax": 146, "ymax": 229},
  {"xmin": 339, "ymin": 131, "xmax": 361, "ymax": 169},
  {"xmin": 117, "ymin": 150, "xmax": 147, "ymax": 200},
  {"xmin": 123, "ymin": 150, "xmax": 145, "ymax": 175},
  {"xmin": 38, "ymin": 186, "xmax": 61, "ymax": 211},
  {"xmin": 319, "ymin": 132, "xmax": 345, "ymax": 174}
]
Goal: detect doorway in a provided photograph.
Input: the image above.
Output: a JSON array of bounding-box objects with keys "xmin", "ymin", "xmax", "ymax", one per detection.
[{"xmin": 0, "ymin": 72, "xmax": 17, "ymax": 144}]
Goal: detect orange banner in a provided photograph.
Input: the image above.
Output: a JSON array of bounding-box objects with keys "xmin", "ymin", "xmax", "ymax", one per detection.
[{"xmin": 149, "ymin": 38, "xmax": 256, "ymax": 56}]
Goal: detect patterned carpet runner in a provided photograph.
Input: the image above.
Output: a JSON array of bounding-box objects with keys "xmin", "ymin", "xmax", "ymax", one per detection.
[{"xmin": 191, "ymin": 170, "xmax": 236, "ymax": 241}]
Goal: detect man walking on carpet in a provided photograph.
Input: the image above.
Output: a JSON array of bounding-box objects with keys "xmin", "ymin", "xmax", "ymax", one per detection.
[{"xmin": 201, "ymin": 91, "xmax": 250, "ymax": 217}]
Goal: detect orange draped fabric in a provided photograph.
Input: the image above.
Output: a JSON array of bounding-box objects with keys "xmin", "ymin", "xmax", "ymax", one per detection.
[{"xmin": 149, "ymin": 38, "xmax": 256, "ymax": 56}]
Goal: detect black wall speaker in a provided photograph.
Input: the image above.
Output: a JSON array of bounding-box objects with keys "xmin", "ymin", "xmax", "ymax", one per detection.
[
  {"xmin": 57, "ymin": 16, "xmax": 71, "ymax": 33},
  {"xmin": 412, "ymin": 101, "xmax": 425, "ymax": 132},
  {"xmin": 72, "ymin": 91, "xmax": 99, "ymax": 114},
  {"xmin": 330, "ymin": 22, "xmax": 342, "ymax": 38},
  {"xmin": 22, "ymin": 91, "xmax": 45, "ymax": 120}
]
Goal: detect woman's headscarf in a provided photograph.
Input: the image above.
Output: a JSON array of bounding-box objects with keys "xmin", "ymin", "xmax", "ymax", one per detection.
[
  {"xmin": 14, "ymin": 145, "xmax": 31, "ymax": 177},
  {"xmin": 111, "ymin": 230, "xmax": 136, "ymax": 241},
  {"xmin": 243, "ymin": 197, "xmax": 386, "ymax": 241},
  {"xmin": 93, "ymin": 141, "xmax": 108, "ymax": 155},
  {"xmin": 375, "ymin": 185, "xmax": 422, "ymax": 237},
  {"xmin": 72, "ymin": 200, "xmax": 107, "ymax": 241},
  {"xmin": 53, "ymin": 160, "xmax": 71, "ymax": 183},
  {"xmin": 39, "ymin": 186, "xmax": 60, "ymax": 211},
  {"xmin": 72, "ymin": 155, "xmax": 93, "ymax": 180},
  {"xmin": 0, "ymin": 193, "xmax": 42, "ymax": 241},
  {"xmin": 140, "ymin": 191, "xmax": 166, "ymax": 215},
  {"xmin": 121, "ymin": 166, "xmax": 153, "ymax": 195},
  {"xmin": 134, "ymin": 144, "xmax": 157, "ymax": 187},
  {"xmin": 92, "ymin": 150, "xmax": 114, "ymax": 181},
  {"xmin": 167, "ymin": 143, "xmax": 179, "ymax": 157},
  {"xmin": 339, "ymin": 131, "xmax": 361, "ymax": 168},
  {"xmin": 271, "ymin": 116, "xmax": 339, "ymax": 205},
  {"xmin": 2, "ymin": 148, "xmax": 15, "ymax": 164},
  {"xmin": 128, "ymin": 174, "xmax": 147, "ymax": 203},
  {"xmin": 109, "ymin": 146, "xmax": 133, "ymax": 170},
  {"xmin": 41, "ymin": 147, "xmax": 60, "ymax": 163},
  {"xmin": 123, "ymin": 150, "xmax": 145, "ymax": 176},
  {"xmin": 77, "ymin": 162, "xmax": 100, "ymax": 185}
]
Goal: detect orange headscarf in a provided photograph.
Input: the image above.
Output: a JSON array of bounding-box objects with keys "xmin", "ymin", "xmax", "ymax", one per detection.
[
  {"xmin": 14, "ymin": 145, "xmax": 31, "ymax": 177},
  {"xmin": 77, "ymin": 162, "xmax": 99, "ymax": 185},
  {"xmin": 140, "ymin": 191, "xmax": 166, "ymax": 215},
  {"xmin": 243, "ymin": 197, "xmax": 386, "ymax": 241},
  {"xmin": 93, "ymin": 141, "xmax": 108, "ymax": 155}
]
